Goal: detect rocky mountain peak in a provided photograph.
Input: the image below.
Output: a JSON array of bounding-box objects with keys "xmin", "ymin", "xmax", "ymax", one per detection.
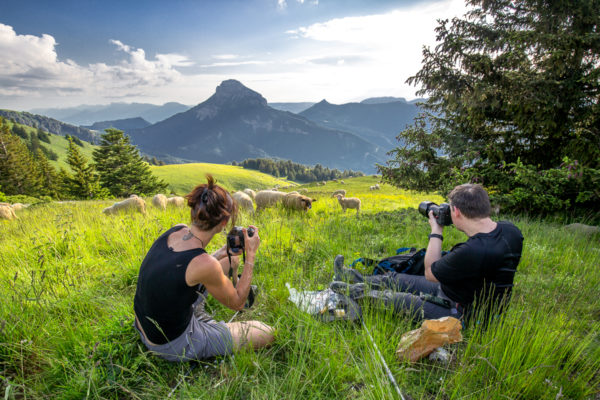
[{"xmin": 209, "ymin": 79, "xmax": 267, "ymax": 108}]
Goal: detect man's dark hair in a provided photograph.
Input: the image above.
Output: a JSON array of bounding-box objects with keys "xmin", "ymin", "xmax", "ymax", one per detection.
[{"xmin": 448, "ymin": 184, "xmax": 491, "ymax": 219}]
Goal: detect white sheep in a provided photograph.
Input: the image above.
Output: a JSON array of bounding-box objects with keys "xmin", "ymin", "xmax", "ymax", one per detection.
[
  {"xmin": 340, "ymin": 180, "xmax": 345, "ymax": 185},
  {"xmin": 282, "ymin": 193, "xmax": 317, "ymax": 211},
  {"xmin": 103, "ymin": 197, "xmax": 146, "ymax": 215},
  {"xmin": 152, "ymin": 194, "xmax": 167, "ymax": 211},
  {"xmin": 335, "ymin": 194, "xmax": 361, "ymax": 216},
  {"xmin": 255, "ymin": 190, "xmax": 286, "ymax": 211},
  {"xmin": 298, "ymin": 188, "xmax": 309, "ymax": 194},
  {"xmin": 167, "ymin": 196, "xmax": 185, "ymax": 208},
  {"xmin": 0, "ymin": 205, "xmax": 17, "ymax": 220},
  {"xmin": 233, "ymin": 191, "xmax": 254, "ymax": 213},
  {"xmin": 10, "ymin": 203, "xmax": 28, "ymax": 212},
  {"xmin": 331, "ymin": 189, "xmax": 346, "ymax": 198},
  {"xmin": 369, "ymin": 184, "xmax": 380, "ymax": 191},
  {"xmin": 243, "ymin": 188, "xmax": 256, "ymax": 200}
]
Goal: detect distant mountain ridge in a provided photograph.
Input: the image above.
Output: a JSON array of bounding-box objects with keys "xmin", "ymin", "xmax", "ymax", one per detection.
[
  {"xmin": 299, "ymin": 99, "xmax": 421, "ymax": 149},
  {"xmin": 268, "ymin": 102, "xmax": 315, "ymax": 113},
  {"xmin": 0, "ymin": 109, "xmax": 99, "ymax": 143},
  {"xmin": 128, "ymin": 80, "xmax": 383, "ymax": 173},
  {"xmin": 31, "ymin": 102, "xmax": 190, "ymax": 125},
  {"xmin": 82, "ymin": 117, "xmax": 151, "ymax": 132}
]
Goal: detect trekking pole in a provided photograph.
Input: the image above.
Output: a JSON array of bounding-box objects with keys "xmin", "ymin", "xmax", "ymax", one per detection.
[{"xmin": 362, "ymin": 319, "xmax": 406, "ymax": 400}]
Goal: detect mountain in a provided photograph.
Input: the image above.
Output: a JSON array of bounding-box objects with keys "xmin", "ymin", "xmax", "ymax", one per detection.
[
  {"xmin": 128, "ymin": 80, "xmax": 383, "ymax": 173},
  {"xmin": 82, "ymin": 117, "xmax": 151, "ymax": 132},
  {"xmin": 30, "ymin": 102, "xmax": 190, "ymax": 125},
  {"xmin": 0, "ymin": 109, "xmax": 99, "ymax": 143},
  {"xmin": 299, "ymin": 99, "xmax": 421, "ymax": 149},
  {"xmin": 360, "ymin": 97, "xmax": 407, "ymax": 104},
  {"xmin": 268, "ymin": 102, "xmax": 315, "ymax": 114}
]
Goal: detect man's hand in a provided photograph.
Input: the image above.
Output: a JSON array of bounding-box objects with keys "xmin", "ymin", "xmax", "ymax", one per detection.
[{"xmin": 428, "ymin": 210, "xmax": 444, "ymax": 235}]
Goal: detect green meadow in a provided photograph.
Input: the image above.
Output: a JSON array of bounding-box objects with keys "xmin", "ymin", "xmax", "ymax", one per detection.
[
  {"xmin": 1, "ymin": 174, "xmax": 599, "ymax": 399},
  {"xmin": 149, "ymin": 163, "xmax": 294, "ymax": 195}
]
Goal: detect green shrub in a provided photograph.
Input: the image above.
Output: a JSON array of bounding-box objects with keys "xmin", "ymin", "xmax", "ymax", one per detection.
[
  {"xmin": 5, "ymin": 194, "xmax": 49, "ymax": 205},
  {"xmin": 0, "ymin": 190, "xmax": 6, "ymax": 203}
]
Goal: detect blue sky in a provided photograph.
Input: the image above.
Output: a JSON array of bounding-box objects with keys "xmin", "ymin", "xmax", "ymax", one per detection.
[{"xmin": 1, "ymin": 0, "xmax": 466, "ymax": 110}]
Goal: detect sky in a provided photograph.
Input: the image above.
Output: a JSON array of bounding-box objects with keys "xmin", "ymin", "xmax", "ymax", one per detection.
[{"xmin": 0, "ymin": 0, "xmax": 467, "ymax": 111}]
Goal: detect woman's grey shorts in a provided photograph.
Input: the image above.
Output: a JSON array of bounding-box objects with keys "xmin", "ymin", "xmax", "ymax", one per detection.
[{"xmin": 135, "ymin": 316, "xmax": 234, "ymax": 362}]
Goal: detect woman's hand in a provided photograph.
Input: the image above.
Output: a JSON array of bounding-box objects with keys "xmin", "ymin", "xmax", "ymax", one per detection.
[
  {"xmin": 212, "ymin": 244, "xmax": 229, "ymax": 260},
  {"xmin": 244, "ymin": 225, "xmax": 260, "ymax": 256}
]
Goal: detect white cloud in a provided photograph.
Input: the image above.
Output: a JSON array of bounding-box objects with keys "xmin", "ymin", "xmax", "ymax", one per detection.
[
  {"xmin": 278, "ymin": 0, "xmax": 287, "ymax": 10},
  {"xmin": 0, "ymin": 23, "xmax": 192, "ymax": 108},
  {"xmin": 212, "ymin": 54, "xmax": 239, "ymax": 60}
]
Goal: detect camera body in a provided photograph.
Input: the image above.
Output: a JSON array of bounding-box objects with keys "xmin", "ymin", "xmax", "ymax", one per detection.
[
  {"xmin": 227, "ymin": 226, "xmax": 255, "ymax": 253},
  {"xmin": 418, "ymin": 201, "xmax": 453, "ymax": 226}
]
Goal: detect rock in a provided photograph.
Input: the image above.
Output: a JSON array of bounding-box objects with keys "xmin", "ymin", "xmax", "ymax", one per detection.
[
  {"xmin": 565, "ymin": 223, "xmax": 600, "ymax": 235},
  {"xmin": 396, "ymin": 316, "xmax": 462, "ymax": 363}
]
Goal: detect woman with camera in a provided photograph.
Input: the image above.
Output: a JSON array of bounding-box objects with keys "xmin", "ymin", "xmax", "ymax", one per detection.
[{"xmin": 133, "ymin": 175, "xmax": 274, "ymax": 361}]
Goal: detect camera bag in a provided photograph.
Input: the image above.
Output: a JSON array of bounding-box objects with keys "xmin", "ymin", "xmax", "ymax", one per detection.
[{"xmin": 351, "ymin": 247, "xmax": 428, "ymax": 276}]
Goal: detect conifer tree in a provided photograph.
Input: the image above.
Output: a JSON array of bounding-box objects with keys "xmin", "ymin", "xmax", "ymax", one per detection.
[
  {"xmin": 93, "ymin": 128, "xmax": 167, "ymax": 197},
  {"xmin": 65, "ymin": 136, "xmax": 108, "ymax": 199},
  {"xmin": 0, "ymin": 117, "xmax": 43, "ymax": 195},
  {"xmin": 34, "ymin": 148, "xmax": 60, "ymax": 198}
]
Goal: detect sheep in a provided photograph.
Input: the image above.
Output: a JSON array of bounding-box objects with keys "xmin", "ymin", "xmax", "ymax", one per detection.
[
  {"xmin": 167, "ymin": 196, "xmax": 185, "ymax": 208},
  {"xmin": 369, "ymin": 184, "xmax": 380, "ymax": 191},
  {"xmin": 103, "ymin": 197, "xmax": 146, "ymax": 215},
  {"xmin": 255, "ymin": 190, "xmax": 286, "ymax": 211},
  {"xmin": 10, "ymin": 203, "xmax": 28, "ymax": 212},
  {"xmin": 298, "ymin": 188, "xmax": 309, "ymax": 194},
  {"xmin": 233, "ymin": 191, "xmax": 254, "ymax": 213},
  {"xmin": 243, "ymin": 188, "xmax": 256, "ymax": 200},
  {"xmin": 335, "ymin": 194, "xmax": 361, "ymax": 216},
  {"xmin": 321, "ymin": 181, "xmax": 327, "ymax": 185},
  {"xmin": 331, "ymin": 189, "xmax": 346, "ymax": 198},
  {"xmin": 0, "ymin": 205, "xmax": 17, "ymax": 220},
  {"xmin": 340, "ymin": 180, "xmax": 345, "ymax": 184},
  {"xmin": 152, "ymin": 194, "xmax": 167, "ymax": 211},
  {"xmin": 282, "ymin": 193, "xmax": 317, "ymax": 212}
]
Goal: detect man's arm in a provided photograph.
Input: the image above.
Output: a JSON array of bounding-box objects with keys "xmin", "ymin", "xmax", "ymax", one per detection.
[{"xmin": 424, "ymin": 211, "xmax": 443, "ymax": 282}]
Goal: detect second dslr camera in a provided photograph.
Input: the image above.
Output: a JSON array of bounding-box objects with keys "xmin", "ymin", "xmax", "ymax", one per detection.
[
  {"xmin": 418, "ymin": 201, "xmax": 453, "ymax": 226},
  {"xmin": 227, "ymin": 226, "xmax": 255, "ymax": 253}
]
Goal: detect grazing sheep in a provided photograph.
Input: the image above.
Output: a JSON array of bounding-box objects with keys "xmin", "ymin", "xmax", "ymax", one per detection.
[
  {"xmin": 167, "ymin": 196, "xmax": 185, "ymax": 208},
  {"xmin": 283, "ymin": 193, "xmax": 317, "ymax": 212},
  {"xmin": 369, "ymin": 184, "xmax": 380, "ymax": 191},
  {"xmin": 331, "ymin": 189, "xmax": 346, "ymax": 198},
  {"xmin": 298, "ymin": 188, "xmax": 308, "ymax": 194},
  {"xmin": 321, "ymin": 181, "xmax": 327, "ymax": 185},
  {"xmin": 0, "ymin": 205, "xmax": 17, "ymax": 220},
  {"xmin": 335, "ymin": 194, "xmax": 361, "ymax": 216},
  {"xmin": 233, "ymin": 191, "xmax": 254, "ymax": 213},
  {"xmin": 340, "ymin": 180, "xmax": 345, "ymax": 184},
  {"xmin": 255, "ymin": 190, "xmax": 286, "ymax": 211},
  {"xmin": 243, "ymin": 188, "xmax": 256, "ymax": 200},
  {"xmin": 10, "ymin": 203, "xmax": 27, "ymax": 212},
  {"xmin": 152, "ymin": 194, "xmax": 167, "ymax": 211},
  {"xmin": 102, "ymin": 197, "xmax": 146, "ymax": 215},
  {"xmin": 565, "ymin": 223, "xmax": 600, "ymax": 235}
]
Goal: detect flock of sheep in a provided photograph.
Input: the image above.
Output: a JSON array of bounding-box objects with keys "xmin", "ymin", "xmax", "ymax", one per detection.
[
  {"xmin": 0, "ymin": 202, "xmax": 28, "ymax": 220},
  {"xmin": 0, "ymin": 183, "xmax": 365, "ymax": 220}
]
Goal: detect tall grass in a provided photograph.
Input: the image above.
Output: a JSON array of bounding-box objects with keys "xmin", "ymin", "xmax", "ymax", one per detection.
[{"xmin": 1, "ymin": 176, "xmax": 598, "ymax": 399}]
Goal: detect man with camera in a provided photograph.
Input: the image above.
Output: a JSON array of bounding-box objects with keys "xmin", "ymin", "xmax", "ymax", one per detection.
[{"xmin": 331, "ymin": 183, "xmax": 524, "ymax": 323}]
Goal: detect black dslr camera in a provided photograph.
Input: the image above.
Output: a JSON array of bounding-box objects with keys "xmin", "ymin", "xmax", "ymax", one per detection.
[
  {"xmin": 227, "ymin": 226, "xmax": 255, "ymax": 253},
  {"xmin": 418, "ymin": 201, "xmax": 453, "ymax": 226}
]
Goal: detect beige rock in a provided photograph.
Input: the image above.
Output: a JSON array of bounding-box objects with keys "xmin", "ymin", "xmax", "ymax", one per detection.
[{"xmin": 396, "ymin": 316, "xmax": 462, "ymax": 363}]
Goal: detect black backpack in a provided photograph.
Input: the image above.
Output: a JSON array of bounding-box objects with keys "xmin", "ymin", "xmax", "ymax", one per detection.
[{"xmin": 351, "ymin": 247, "xmax": 427, "ymax": 276}]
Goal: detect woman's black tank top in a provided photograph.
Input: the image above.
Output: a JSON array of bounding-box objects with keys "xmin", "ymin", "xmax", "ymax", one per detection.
[{"xmin": 133, "ymin": 225, "xmax": 206, "ymax": 344}]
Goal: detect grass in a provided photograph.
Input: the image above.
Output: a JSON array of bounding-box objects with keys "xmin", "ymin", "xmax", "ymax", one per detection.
[
  {"xmin": 149, "ymin": 163, "xmax": 295, "ymax": 195},
  {"xmin": 0, "ymin": 176, "xmax": 599, "ymax": 399}
]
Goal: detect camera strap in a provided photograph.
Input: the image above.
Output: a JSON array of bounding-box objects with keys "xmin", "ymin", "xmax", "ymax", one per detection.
[{"xmin": 226, "ymin": 246, "xmax": 246, "ymax": 282}]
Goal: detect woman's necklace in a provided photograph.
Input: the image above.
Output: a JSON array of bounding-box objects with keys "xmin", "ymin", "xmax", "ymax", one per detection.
[{"xmin": 182, "ymin": 227, "xmax": 205, "ymax": 248}]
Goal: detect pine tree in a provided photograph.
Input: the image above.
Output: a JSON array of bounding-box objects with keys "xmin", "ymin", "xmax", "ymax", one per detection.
[
  {"xmin": 33, "ymin": 148, "xmax": 60, "ymax": 198},
  {"xmin": 65, "ymin": 136, "xmax": 108, "ymax": 199},
  {"xmin": 0, "ymin": 117, "xmax": 43, "ymax": 195},
  {"xmin": 93, "ymin": 128, "xmax": 167, "ymax": 197}
]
